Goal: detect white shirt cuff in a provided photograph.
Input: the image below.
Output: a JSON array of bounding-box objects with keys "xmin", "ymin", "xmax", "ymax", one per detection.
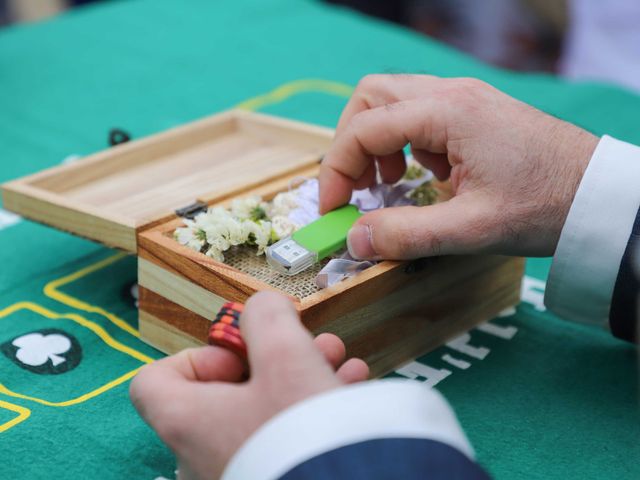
[
  {"xmin": 221, "ymin": 379, "xmax": 473, "ymax": 480},
  {"xmin": 545, "ymin": 135, "xmax": 640, "ymax": 325}
]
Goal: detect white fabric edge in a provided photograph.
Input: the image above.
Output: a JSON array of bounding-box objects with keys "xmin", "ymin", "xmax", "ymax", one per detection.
[
  {"xmin": 222, "ymin": 379, "xmax": 473, "ymax": 480},
  {"xmin": 545, "ymin": 135, "xmax": 640, "ymax": 325}
]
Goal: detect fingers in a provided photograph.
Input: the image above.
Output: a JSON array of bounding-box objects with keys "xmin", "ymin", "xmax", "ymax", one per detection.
[
  {"xmin": 377, "ymin": 151, "xmax": 407, "ymax": 184},
  {"xmin": 184, "ymin": 347, "xmax": 247, "ymax": 382},
  {"xmin": 336, "ymin": 358, "xmax": 370, "ymax": 384},
  {"xmin": 334, "ymin": 74, "xmax": 440, "ymax": 136},
  {"xmin": 149, "ymin": 346, "xmax": 245, "ymax": 383},
  {"xmin": 346, "ymin": 193, "xmax": 497, "ymax": 259},
  {"xmin": 313, "ymin": 333, "xmax": 370, "ymax": 383},
  {"xmin": 411, "ymin": 148, "xmax": 451, "ymax": 181},
  {"xmin": 240, "ymin": 291, "xmax": 336, "ymax": 383},
  {"xmin": 129, "ymin": 346, "xmax": 245, "ymax": 417},
  {"xmin": 353, "ymin": 161, "xmax": 377, "ymax": 190},
  {"xmin": 313, "ymin": 333, "xmax": 346, "ymax": 370},
  {"xmin": 320, "ymin": 98, "xmax": 451, "ymax": 213}
]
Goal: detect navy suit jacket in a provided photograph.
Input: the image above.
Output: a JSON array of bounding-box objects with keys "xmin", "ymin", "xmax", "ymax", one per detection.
[
  {"xmin": 280, "ymin": 438, "xmax": 490, "ymax": 480},
  {"xmin": 609, "ymin": 206, "xmax": 640, "ymax": 342}
]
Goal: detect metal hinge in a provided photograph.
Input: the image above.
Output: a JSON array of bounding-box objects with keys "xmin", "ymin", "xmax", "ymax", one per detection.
[{"xmin": 175, "ymin": 201, "xmax": 208, "ymax": 219}]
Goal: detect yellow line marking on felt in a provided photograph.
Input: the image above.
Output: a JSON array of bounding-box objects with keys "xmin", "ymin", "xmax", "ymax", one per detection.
[
  {"xmin": 0, "ymin": 400, "xmax": 31, "ymax": 433},
  {"xmin": 43, "ymin": 252, "xmax": 140, "ymax": 338},
  {"xmin": 235, "ymin": 78, "xmax": 354, "ymax": 111},
  {"xmin": 0, "ymin": 302, "xmax": 152, "ymax": 407},
  {"xmin": 0, "ymin": 302, "xmax": 152, "ymax": 364},
  {"xmin": 0, "ymin": 368, "xmax": 142, "ymax": 408}
]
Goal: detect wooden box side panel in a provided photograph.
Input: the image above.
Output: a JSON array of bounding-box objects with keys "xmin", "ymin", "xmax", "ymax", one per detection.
[
  {"xmin": 138, "ymin": 257, "xmax": 228, "ymax": 321},
  {"xmin": 139, "ymin": 287, "xmax": 211, "ymax": 343},
  {"xmin": 299, "ymin": 254, "xmax": 513, "ymax": 330},
  {"xmin": 139, "ymin": 257, "xmax": 524, "ymax": 377},
  {"xmin": 316, "ymin": 257, "xmax": 524, "ymax": 375},
  {"xmin": 139, "ymin": 310, "xmax": 206, "ymax": 354},
  {"xmin": 2, "ymin": 182, "xmax": 136, "ymax": 251},
  {"xmin": 138, "ymin": 230, "xmax": 289, "ymax": 305}
]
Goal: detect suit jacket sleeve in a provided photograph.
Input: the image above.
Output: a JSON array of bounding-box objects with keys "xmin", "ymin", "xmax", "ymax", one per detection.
[
  {"xmin": 608, "ymin": 205, "xmax": 640, "ymax": 341},
  {"xmin": 221, "ymin": 380, "xmax": 490, "ymax": 480},
  {"xmin": 545, "ymin": 135, "xmax": 640, "ymax": 341}
]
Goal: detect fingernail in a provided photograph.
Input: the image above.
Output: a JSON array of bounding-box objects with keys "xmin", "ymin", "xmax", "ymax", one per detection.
[{"xmin": 347, "ymin": 224, "xmax": 377, "ymax": 259}]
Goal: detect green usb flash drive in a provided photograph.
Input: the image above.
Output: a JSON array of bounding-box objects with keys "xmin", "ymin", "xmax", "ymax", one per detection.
[{"xmin": 266, "ymin": 204, "xmax": 362, "ymax": 275}]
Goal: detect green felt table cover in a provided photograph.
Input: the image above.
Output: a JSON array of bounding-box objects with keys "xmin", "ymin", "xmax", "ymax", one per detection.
[{"xmin": 0, "ymin": 0, "xmax": 638, "ymax": 478}]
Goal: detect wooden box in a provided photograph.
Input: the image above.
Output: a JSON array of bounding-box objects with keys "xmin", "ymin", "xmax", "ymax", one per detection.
[{"xmin": 2, "ymin": 110, "xmax": 524, "ymax": 376}]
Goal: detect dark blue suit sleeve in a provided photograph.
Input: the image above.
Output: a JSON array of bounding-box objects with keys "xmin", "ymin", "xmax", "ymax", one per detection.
[
  {"xmin": 279, "ymin": 438, "xmax": 490, "ymax": 480},
  {"xmin": 609, "ymin": 205, "xmax": 640, "ymax": 342}
]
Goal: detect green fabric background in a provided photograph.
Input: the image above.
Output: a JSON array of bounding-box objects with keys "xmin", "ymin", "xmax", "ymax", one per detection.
[{"xmin": 0, "ymin": 0, "xmax": 638, "ymax": 478}]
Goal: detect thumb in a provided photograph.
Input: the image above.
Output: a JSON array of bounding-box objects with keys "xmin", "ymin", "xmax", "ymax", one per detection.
[
  {"xmin": 240, "ymin": 291, "xmax": 339, "ymax": 390},
  {"xmin": 346, "ymin": 194, "xmax": 496, "ymax": 260}
]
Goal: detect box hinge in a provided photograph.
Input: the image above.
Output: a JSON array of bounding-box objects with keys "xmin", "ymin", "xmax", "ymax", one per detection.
[{"xmin": 175, "ymin": 201, "xmax": 208, "ymax": 220}]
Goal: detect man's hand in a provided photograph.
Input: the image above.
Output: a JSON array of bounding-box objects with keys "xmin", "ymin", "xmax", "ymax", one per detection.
[
  {"xmin": 320, "ymin": 74, "xmax": 599, "ymax": 259},
  {"xmin": 130, "ymin": 291, "xmax": 369, "ymax": 480}
]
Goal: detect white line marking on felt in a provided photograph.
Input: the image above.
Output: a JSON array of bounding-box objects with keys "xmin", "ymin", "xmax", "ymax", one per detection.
[
  {"xmin": 446, "ymin": 333, "xmax": 490, "ymax": 360},
  {"xmin": 395, "ymin": 362, "xmax": 452, "ymax": 388},
  {"xmin": 396, "ymin": 319, "xmax": 519, "ymax": 387},
  {"xmin": 497, "ymin": 306, "xmax": 517, "ymax": 317},
  {"xmin": 476, "ymin": 321, "xmax": 518, "ymax": 340},
  {"xmin": 0, "ymin": 209, "xmax": 21, "ymax": 231},
  {"xmin": 441, "ymin": 354, "xmax": 471, "ymax": 370},
  {"xmin": 61, "ymin": 154, "xmax": 82, "ymax": 164},
  {"xmin": 521, "ymin": 275, "xmax": 547, "ymax": 311}
]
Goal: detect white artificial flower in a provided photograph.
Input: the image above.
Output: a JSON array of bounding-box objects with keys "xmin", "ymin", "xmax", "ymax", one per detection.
[
  {"xmin": 173, "ymin": 227, "xmax": 204, "ymax": 250},
  {"xmin": 200, "ymin": 221, "xmax": 225, "ymax": 248},
  {"xmin": 268, "ymin": 192, "xmax": 298, "ymax": 217},
  {"xmin": 174, "ymin": 220, "xmax": 205, "ymax": 251},
  {"xmin": 173, "ymin": 191, "xmax": 304, "ymax": 261},
  {"xmin": 231, "ymin": 195, "xmax": 267, "ymax": 221},
  {"xmin": 193, "ymin": 211, "xmax": 217, "ymax": 234},
  {"xmin": 208, "ymin": 233, "xmax": 231, "ymax": 252},
  {"xmin": 195, "ymin": 208, "xmax": 232, "ymax": 229},
  {"xmin": 205, "ymin": 246, "xmax": 225, "ymax": 262},
  {"xmin": 208, "ymin": 206, "xmax": 233, "ymax": 219},
  {"xmin": 254, "ymin": 221, "xmax": 272, "ymax": 255},
  {"xmin": 189, "ymin": 209, "xmax": 239, "ymax": 255},
  {"xmin": 243, "ymin": 220, "xmax": 272, "ymax": 255},
  {"xmin": 241, "ymin": 220, "xmax": 257, "ymax": 245},
  {"xmin": 271, "ymin": 215, "xmax": 298, "ymax": 240},
  {"xmin": 224, "ymin": 215, "xmax": 247, "ymax": 246},
  {"xmin": 204, "ymin": 211, "xmax": 246, "ymax": 245}
]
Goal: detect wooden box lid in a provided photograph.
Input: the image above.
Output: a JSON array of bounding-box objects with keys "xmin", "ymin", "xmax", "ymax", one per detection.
[{"xmin": 1, "ymin": 110, "xmax": 333, "ymax": 252}]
